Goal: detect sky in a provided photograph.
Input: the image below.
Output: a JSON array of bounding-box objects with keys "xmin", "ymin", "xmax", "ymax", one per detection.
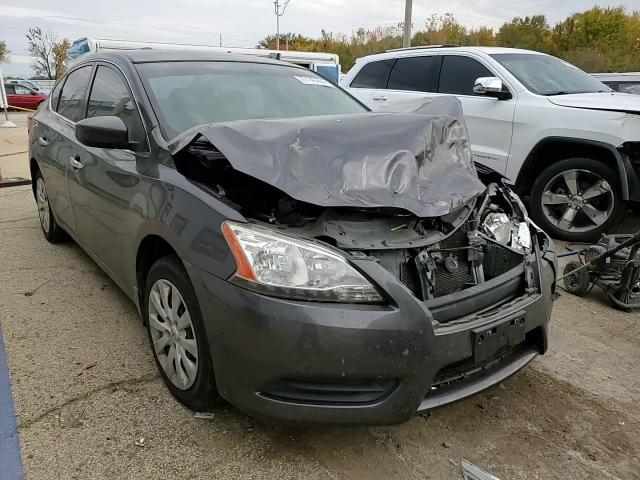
[{"xmin": 1, "ymin": 0, "xmax": 638, "ymax": 77}]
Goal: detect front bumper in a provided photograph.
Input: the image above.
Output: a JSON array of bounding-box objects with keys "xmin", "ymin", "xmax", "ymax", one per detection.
[{"xmin": 186, "ymin": 246, "xmax": 556, "ymax": 426}]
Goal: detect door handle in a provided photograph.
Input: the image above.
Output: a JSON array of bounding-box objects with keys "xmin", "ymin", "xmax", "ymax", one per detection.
[
  {"xmin": 38, "ymin": 137, "xmax": 48, "ymax": 146},
  {"xmin": 69, "ymin": 156, "xmax": 84, "ymax": 170},
  {"xmin": 372, "ymin": 96, "xmax": 388, "ymax": 101}
]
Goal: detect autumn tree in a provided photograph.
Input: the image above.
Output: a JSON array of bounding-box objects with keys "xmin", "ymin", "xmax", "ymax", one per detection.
[
  {"xmin": 0, "ymin": 40, "xmax": 9, "ymax": 63},
  {"xmin": 26, "ymin": 27, "xmax": 70, "ymax": 79},
  {"xmin": 498, "ymin": 15, "xmax": 550, "ymax": 52}
]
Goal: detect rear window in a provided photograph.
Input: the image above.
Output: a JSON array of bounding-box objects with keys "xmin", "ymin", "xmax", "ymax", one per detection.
[
  {"xmin": 387, "ymin": 56, "xmax": 438, "ymax": 92},
  {"xmin": 57, "ymin": 66, "xmax": 93, "ymax": 122},
  {"xmin": 350, "ymin": 60, "xmax": 394, "ymax": 89}
]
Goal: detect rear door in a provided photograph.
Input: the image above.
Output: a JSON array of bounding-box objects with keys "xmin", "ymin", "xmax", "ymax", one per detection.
[
  {"xmin": 437, "ymin": 54, "xmax": 516, "ymax": 174},
  {"xmin": 67, "ymin": 63, "xmax": 150, "ymax": 286},
  {"xmin": 344, "ymin": 59, "xmax": 395, "ymax": 107}
]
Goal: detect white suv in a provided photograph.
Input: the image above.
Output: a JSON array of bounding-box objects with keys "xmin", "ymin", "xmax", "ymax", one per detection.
[{"xmin": 341, "ymin": 46, "xmax": 640, "ymax": 241}]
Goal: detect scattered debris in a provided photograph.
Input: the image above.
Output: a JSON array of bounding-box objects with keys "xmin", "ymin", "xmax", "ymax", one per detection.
[
  {"xmin": 194, "ymin": 412, "xmax": 216, "ymax": 419},
  {"xmin": 461, "ymin": 459, "xmax": 501, "ymax": 480},
  {"xmin": 84, "ymin": 363, "xmax": 97, "ymax": 370},
  {"xmin": 134, "ymin": 437, "xmax": 145, "ymax": 447},
  {"xmin": 442, "ymin": 441, "xmax": 452, "ymax": 448}
]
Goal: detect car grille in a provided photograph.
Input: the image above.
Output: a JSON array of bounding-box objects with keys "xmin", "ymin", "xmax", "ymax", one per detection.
[{"xmin": 260, "ymin": 378, "xmax": 397, "ymax": 406}]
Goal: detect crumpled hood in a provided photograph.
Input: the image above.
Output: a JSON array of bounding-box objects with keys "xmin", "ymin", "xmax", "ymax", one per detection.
[
  {"xmin": 169, "ymin": 97, "xmax": 485, "ymax": 218},
  {"xmin": 547, "ymin": 92, "xmax": 640, "ymax": 113}
]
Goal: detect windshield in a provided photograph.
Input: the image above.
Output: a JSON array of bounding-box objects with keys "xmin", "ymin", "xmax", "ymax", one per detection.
[
  {"xmin": 490, "ymin": 53, "xmax": 610, "ymax": 96},
  {"xmin": 137, "ymin": 61, "xmax": 367, "ymax": 138}
]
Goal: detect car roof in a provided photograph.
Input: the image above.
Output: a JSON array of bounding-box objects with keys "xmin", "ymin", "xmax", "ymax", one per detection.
[
  {"xmin": 354, "ymin": 46, "xmax": 545, "ymax": 64},
  {"xmin": 592, "ymin": 72, "xmax": 640, "ymax": 80},
  {"xmin": 72, "ymin": 49, "xmax": 297, "ymax": 68}
]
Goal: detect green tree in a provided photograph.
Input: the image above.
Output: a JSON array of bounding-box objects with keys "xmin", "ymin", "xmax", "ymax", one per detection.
[
  {"xmin": 498, "ymin": 15, "xmax": 550, "ymax": 52},
  {"xmin": 0, "ymin": 39, "xmax": 9, "ymax": 63},
  {"xmin": 413, "ymin": 14, "xmax": 467, "ymax": 46}
]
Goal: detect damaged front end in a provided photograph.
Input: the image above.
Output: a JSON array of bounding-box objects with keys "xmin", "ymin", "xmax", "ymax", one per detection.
[{"xmin": 170, "ymin": 98, "xmax": 554, "ymax": 322}]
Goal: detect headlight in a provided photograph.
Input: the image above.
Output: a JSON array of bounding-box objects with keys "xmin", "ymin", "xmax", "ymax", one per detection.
[{"xmin": 222, "ymin": 222, "xmax": 384, "ymax": 303}]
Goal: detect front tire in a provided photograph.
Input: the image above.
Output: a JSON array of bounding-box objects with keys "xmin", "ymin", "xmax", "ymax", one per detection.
[
  {"xmin": 529, "ymin": 158, "xmax": 626, "ymax": 242},
  {"xmin": 143, "ymin": 255, "xmax": 219, "ymax": 411},
  {"xmin": 34, "ymin": 170, "xmax": 66, "ymax": 243}
]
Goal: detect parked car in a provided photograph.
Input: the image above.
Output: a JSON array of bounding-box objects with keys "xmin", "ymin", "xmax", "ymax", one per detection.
[
  {"xmin": 3, "ymin": 83, "xmax": 48, "ymax": 110},
  {"xmin": 341, "ymin": 46, "xmax": 640, "ymax": 241},
  {"xmin": 29, "ymin": 50, "xmax": 556, "ymax": 425},
  {"xmin": 592, "ymin": 72, "xmax": 640, "ymax": 95},
  {"xmin": 8, "ymin": 79, "xmax": 52, "ymax": 95}
]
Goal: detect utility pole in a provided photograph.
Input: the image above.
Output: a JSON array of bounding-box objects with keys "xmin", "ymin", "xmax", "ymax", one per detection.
[
  {"xmin": 403, "ymin": 0, "xmax": 413, "ymax": 48},
  {"xmin": 274, "ymin": 0, "xmax": 291, "ymax": 50}
]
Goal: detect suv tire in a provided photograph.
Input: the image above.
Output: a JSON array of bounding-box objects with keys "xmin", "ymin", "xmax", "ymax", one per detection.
[
  {"xmin": 143, "ymin": 255, "xmax": 220, "ymax": 411},
  {"xmin": 530, "ymin": 158, "xmax": 626, "ymax": 242}
]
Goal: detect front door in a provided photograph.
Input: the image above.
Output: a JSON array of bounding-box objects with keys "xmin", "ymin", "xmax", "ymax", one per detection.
[
  {"xmin": 67, "ymin": 64, "xmax": 149, "ymax": 288},
  {"xmin": 437, "ymin": 54, "xmax": 517, "ymax": 175}
]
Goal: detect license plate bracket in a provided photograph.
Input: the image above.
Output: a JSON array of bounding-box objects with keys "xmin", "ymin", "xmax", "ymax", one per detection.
[{"xmin": 472, "ymin": 313, "xmax": 526, "ymax": 363}]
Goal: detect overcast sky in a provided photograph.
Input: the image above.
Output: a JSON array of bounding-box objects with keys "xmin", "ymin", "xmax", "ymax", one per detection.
[{"xmin": 1, "ymin": 0, "xmax": 638, "ymax": 77}]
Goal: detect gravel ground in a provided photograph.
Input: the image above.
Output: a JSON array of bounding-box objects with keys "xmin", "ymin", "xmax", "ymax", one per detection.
[{"xmin": 1, "ymin": 113, "xmax": 639, "ymax": 479}]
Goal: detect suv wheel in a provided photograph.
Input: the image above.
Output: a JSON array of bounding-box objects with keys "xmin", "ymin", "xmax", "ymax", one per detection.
[
  {"xmin": 530, "ymin": 158, "xmax": 626, "ymax": 241},
  {"xmin": 143, "ymin": 255, "xmax": 219, "ymax": 411},
  {"xmin": 35, "ymin": 170, "xmax": 66, "ymax": 243}
]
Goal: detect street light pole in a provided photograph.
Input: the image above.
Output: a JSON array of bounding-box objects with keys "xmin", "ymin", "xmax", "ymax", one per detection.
[
  {"xmin": 403, "ymin": 0, "xmax": 413, "ymax": 48},
  {"xmin": 274, "ymin": 0, "xmax": 291, "ymax": 51}
]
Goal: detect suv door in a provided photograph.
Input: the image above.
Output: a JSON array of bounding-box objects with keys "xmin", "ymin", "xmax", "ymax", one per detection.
[
  {"xmin": 67, "ymin": 64, "xmax": 149, "ymax": 288},
  {"xmin": 346, "ymin": 59, "xmax": 395, "ymax": 106},
  {"xmin": 437, "ymin": 55, "xmax": 516, "ymax": 174},
  {"xmin": 368, "ymin": 55, "xmax": 439, "ymax": 109}
]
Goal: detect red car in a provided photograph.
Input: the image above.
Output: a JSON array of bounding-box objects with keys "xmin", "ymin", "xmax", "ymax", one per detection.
[{"xmin": 3, "ymin": 84, "xmax": 48, "ymax": 110}]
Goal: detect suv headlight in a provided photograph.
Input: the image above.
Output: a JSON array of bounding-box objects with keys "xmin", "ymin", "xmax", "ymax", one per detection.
[{"xmin": 222, "ymin": 222, "xmax": 384, "ymax": 303}]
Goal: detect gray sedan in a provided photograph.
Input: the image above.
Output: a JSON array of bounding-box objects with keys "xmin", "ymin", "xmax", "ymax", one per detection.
[{"xmin": 29, "ymin": 50, "xmax": 556, "ymax": 425}]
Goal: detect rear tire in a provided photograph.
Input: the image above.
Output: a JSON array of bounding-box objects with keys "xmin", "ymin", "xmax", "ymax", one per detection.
[
  {"xmin": 34, "ymin": 169, "xmax": 66, "ymax": 243},
  {"xmin": 143, "ymin": 255, "xmax": 220, "ymax": 411},
  {"xmin": 529, "ymin": 158, "xmax": 626, "ymax": 242}
]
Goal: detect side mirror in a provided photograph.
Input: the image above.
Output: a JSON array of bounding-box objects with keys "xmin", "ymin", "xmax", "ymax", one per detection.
[
  {"xmin": 473, "ymin": 77, "xmax": 511, "ymax": 99},
  {"xmin": 75, "ymin": 116, "xmax": 130, "ymax": 149}
]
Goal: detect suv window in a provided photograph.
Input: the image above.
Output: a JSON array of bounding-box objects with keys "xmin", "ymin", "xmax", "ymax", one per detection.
[
  {"xmin": 87, "ymin": 66, "xmax": 147, "ymax": 150},
  {"xmin": 57, "ymin": 66, "xmax": 92, "ymax": 122},
  {"xmin": 438, "ymin": 55, "xmax": 493, "ymax": 96},
  {"xmin": 387, "ymin": 56, "xmax": 438, "ymax": 92},
  {"xmin": 350, "ymin": 60, "xmax": 394, "ymax": 89}
]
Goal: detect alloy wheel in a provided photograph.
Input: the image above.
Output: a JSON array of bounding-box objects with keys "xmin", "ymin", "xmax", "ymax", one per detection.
[
  {"xmin": 540, "ymin": 169, "xmax": 614, "ymax": 234},
  {"xmin": 36, "ymin": 177, "xmax": 51, "ymax": 234},
  {"xmin": 148, "ymin": 279, "xmax": 199, "ymax": 390}
]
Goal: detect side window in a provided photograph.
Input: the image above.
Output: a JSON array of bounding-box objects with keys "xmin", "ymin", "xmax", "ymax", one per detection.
[
  {"xmin": 619, "ymin": 82, "xmax": 640, "ymax": 94},
  {"xmin": 14, "ymin": 85, "xmax": 31, "ymax": 95},
  {"xmin": 387, "ymin": 56, "xmax": 438, "ymax": 92},
  {"xmin": 57, "ymin": 66, "xmax": 93, "ymax": 122},
  {"xmin": 49, "ymin": 80, "xmax": 63, "ymax": 111},
  {"xmin": 4, "ymin": 85, "xmax": 15, "ymax": 94},
  {"xmin": 87, "ymin": 65, "xmax": 147, "ymax": 150},
  {"xmin": 350, "ymin": 60, "xmax": 394, "ymax": 89},
  {"xmin": 438, "ymin": 56, "xmax": 494, "ymax": 96}
]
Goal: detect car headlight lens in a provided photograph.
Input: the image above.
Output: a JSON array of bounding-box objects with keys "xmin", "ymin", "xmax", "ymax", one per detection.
[{"xmin": 222, "ymin": 222, "xmax": 384, "ymax": 303}]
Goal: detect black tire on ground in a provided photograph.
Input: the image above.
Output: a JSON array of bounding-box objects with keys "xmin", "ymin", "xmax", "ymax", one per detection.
[
  {"xmin": 529, "ymin": 157, "xmax": 626, "ymax": 242},
  {"xmin": 143, "ymin": 255, "xmax": 220, "ymax": 411},
  {"xmin": 34, "ymin": 169, "xmax": 67, "ymax": 243}
]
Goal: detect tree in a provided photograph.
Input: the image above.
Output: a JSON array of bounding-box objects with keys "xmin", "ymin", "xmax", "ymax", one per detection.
[
  {"xmin": 0, "ymin": 40, "xmax": 9, "ymax": 63},
  {"xmin": 52, "ymin": 38, "xmax": 70, "ymax": 78},
  {"xmin": 25, "ymin": 27, "xmax": 70, "ymax": 79},
  {"xmin": 498, "ymin": 15, "xmax": 550, "ymax": 52}
]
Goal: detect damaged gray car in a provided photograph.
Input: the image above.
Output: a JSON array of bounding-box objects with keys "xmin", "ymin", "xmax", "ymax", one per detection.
[{"xmin": 29, "ymin": 50, "xmax": 556, "ymax": 425}]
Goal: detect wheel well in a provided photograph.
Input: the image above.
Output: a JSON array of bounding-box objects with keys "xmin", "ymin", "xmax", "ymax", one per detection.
[
  {"xmin": 136, "ymin": 235, "xmax": 179, "ymax": 310},
  {"xmin": 515, "ymin": 139, "xmax": 622, "ymax": 197}
]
